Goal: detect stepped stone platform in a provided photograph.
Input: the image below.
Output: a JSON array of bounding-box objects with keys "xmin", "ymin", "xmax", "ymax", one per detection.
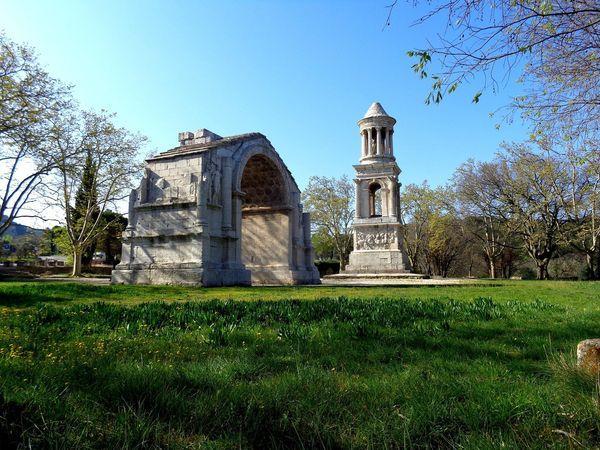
[
  {"xmin": 321, "ymin": 274, "xmax": 484, "ymax": 286},
  {"xmin": 324, "ymin": 272, "xmax": 428, "ymax": 280}
]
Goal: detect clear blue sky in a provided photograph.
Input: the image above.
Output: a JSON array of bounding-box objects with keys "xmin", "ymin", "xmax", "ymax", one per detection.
[{"xmin": 3, "ymin": 0, "xmax": 529, "ymax": 195}]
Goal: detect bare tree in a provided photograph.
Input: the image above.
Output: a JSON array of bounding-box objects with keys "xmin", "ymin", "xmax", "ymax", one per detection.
[
  {"xmin": 302, "ymin": 176, "xmax": 354, "ymax": 269},
  {"xmin": 454, "ymin": 159, "xmax": 510, "ymax": 278},
  {"xmin": 390, "ymin": 1, "xmax": 600, "ymax": 134},
  {"xmin": 0, "ymin": 33, "xmax": 70, "ymax": 236},
  {"xmin": 488, "ymin": 143, "xmax": 568, "ymax": 279},
  {"xmin": 44, "ymin": 110, "xmax": 145, "ymax": 276},
  {"xmin": 560, "ymin": 138, "xmax": 600, "ymax": 278}
]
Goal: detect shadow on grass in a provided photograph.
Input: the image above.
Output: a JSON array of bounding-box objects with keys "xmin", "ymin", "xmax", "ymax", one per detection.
[{"xmin": 0, "ymin": 283, "xmax": 122, "ymax": 307}]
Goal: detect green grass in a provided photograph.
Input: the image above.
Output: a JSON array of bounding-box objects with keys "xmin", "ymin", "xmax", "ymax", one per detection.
[{"xmin": 0, "ymin": 281, "xmax": 598, "ymax": 448}]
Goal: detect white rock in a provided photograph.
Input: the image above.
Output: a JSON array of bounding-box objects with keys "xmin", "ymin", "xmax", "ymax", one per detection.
[{"xmin": 577, "ymin": 338, "xmax": 600, "ymax": 374}]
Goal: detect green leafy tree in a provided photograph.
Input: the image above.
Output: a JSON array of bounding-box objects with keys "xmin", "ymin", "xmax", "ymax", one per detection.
[
  {"xmin": 96, "ymin": 211, "xmax": 128, "ymax": 267},
  {"xmin": 53, "ymin": 227, "xmax": 74, "ymax": 264},
  {"xmin": 302, "ymin": 176, "xmax": 354, "ymax": 269},
  {"xmin": 13, "ymin": 233, "xmax": 40, "ymax": 259},
  {"xmin": 400, "ymin": 182, "xmax": 464, "ymax": 276},
  {"xmin": 71, "ymin": 149, "xmax": 100, "ymax": 268},
  {"xmin": 399, "ymin": 182, "xmax": 435, "ymax": 272},
  {"xmin": 311, "ymin": 227, "xmax": 337, "ymax": 261},
  {"xmin": 425, "ymin": 213, "xmax": 464, "ymax": 278},
  {"xmin": 39, "ymin": 226, "xmax": 63, "ymax": 256}
]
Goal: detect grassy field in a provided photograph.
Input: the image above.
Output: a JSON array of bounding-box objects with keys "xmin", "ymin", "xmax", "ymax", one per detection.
[{"xmin": 0, "ymin": 281, "xmax": 598, "ymax": 448}]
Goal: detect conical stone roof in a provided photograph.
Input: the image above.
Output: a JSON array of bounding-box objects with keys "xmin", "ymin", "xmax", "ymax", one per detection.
[{"xmin": 363, "ymin": 102, "xmax": 389, "ymax": 118}]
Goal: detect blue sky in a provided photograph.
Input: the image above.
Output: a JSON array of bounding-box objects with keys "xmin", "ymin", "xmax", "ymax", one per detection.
[{"xmin": 3, "ymin": 0, "xmax": 529, "ymax": 196}]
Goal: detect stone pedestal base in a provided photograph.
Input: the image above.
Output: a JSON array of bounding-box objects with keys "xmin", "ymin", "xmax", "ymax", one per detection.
[
  {"xmin": 246, "ymin": 265, "xmax": 321, "ymax": 285},
  {"xmin": 111, "ymin": 265, "xmax": 251, "ymax": 287},
  {"xmin": 111, "ymin": 264, "xmax": 320, "ymax": 286},
  {"xmin": 344, "ymin": 249, "xmax": 410, "ymax": 274}
]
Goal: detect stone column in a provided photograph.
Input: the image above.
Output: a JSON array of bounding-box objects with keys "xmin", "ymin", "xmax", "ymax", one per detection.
[
  {"xmin": 232, "ymin": 192, "xmax": 244, "ymax": 265},
  {"xmin": 127, "ymin": 189, "xmax": 137, "ymax": 230},
  {"xmin": 289, "ymin": 191, "xmax": 299, "ymax": 269},
  {"xmin": 196, "ymin": 159, "xmax": 208, "ymax": 225},
  {"xmin": 355, "ymin": 180, "xmax": 361, "ymax": 218},
  {"xmin": 117, "ymin": 231, "xmax": 134, "ymax": 267},
  {"xmin": 302, "ymin": 212, "xmax": 313, "ymax": 270},
  {"xmin": 385, "ymin": 128, "xmax": 391, "ymax": 155},
  {"xmin": 376, "ymin": 127, "xmax": 383, "ymax": 156},
  {"xmin": 381, "ymin": 187, "xmax": 389, "ymax": 216},
  {"xmin": 367, "ymin": 128, "xmax": 373, "ymax": 156},
  {"xmin": 221, "ymin": 157, "xmax": 233, "ymax": 230},
  {"xmin": 139, "ymin": 171, "xmax": 148, "ymax": 203},
  {"xmin": 361, "ymin": 130, "xmax": 366, "ymax": 158},
  {"xmin": 391, "ymin": 183, "xmax": 398, "ymax": 217},
  {"xmin": 389, "ymin": 130, "xmax": 394, "ymax": 156}
]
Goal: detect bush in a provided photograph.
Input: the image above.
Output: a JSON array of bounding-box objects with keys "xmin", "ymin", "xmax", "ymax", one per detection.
[
  {"xmin": 314, "ymin": 260, "xmax": 340, "ymax": 276},
  {"xmin": 518, "ymin": 267, "xmax": 537, "ymax": 280},
  {"xmin": 579, "ymin": 264, "xmax": 595, "ymax": 281}
]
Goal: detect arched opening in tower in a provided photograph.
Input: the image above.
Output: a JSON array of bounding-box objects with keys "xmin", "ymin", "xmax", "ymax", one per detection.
[
  {"xmin": 240, "ymin": 154, "xmax": 290, "ymax": 283},
  {"xmin": 369, "ymin": 182, "xmax": 382, "ymax": 217}
]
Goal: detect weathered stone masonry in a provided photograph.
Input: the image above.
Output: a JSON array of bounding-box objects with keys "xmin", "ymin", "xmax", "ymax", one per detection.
[{"xmin": 111, "ymin": 129, "xmax": 320, "ymax": 286}]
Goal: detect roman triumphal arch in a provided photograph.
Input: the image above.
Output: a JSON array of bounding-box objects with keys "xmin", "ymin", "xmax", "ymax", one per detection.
[{"xmin": 112, "ymin": 129, "xmax": 320, "ymax": 286}]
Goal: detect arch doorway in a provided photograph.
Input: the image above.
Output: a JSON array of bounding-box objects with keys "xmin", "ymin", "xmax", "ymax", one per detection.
[
  {"xmin": 239, "ymin": 154, "xmax": 291, "ymax": 283},
  {"xmin": 369, "ymin": 182, "xmax": 382, "ymax": 217}
]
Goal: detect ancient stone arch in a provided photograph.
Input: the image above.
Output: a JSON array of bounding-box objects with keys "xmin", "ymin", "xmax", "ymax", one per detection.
[{"xmin": 112, "ymin": 130, "xmax": 320, "ymax": 286}]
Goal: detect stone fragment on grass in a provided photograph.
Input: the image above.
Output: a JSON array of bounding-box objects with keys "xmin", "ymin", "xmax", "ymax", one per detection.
[{"xmin": 577, "ymin": 339, "xmax": 600, "ymax": 374}]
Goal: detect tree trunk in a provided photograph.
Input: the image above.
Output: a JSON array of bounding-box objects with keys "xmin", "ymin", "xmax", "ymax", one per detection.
[
  {"xmin": 585, "ymin": 253, "xmax": 596, "ymax": 280},
  {"xmin": 468, "ymin": 256, "xmax": 473, "ymax": 278},
  {"xmin": 489, "ymin": 260, "xmax": 496, "ymax": 279},
  {"xmin": 72, "ymin": 249, "xmax": 83, "ymax": 277},
  {"xmin": 338, "ymin": 248, "xmax": 346, "ymax": 270},
  {"xmin": 536, "ymin": 261, "xmax": 549, "ymax": 280}
]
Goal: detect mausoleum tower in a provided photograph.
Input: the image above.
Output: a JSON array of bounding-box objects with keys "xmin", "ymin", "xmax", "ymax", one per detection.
[{"xmin": 344, "ymin": 102, "xmax": 411, "ymax": 274}]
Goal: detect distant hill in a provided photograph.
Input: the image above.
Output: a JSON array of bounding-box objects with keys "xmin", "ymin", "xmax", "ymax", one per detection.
[{"xmin": 2, "ymin": 217, "xmax": 44, "ymax": 238}]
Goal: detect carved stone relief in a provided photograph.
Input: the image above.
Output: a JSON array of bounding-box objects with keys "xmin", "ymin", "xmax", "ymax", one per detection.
[
  {"xmin": 203, "ymin": 157, "xmax": 221, "ymax": 205},
  {"xmin": 150, "ymin": 176, "xmax": 198, "ymax": 203},
  {"xmin": 356, "ymin": 228, "xmax": 397, "ymax": 250}
]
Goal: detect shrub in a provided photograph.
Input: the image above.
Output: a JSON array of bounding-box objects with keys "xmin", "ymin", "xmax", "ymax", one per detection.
[{"xmin": 314, "ymin": 260, "xmax": 340, "ymax": 276}]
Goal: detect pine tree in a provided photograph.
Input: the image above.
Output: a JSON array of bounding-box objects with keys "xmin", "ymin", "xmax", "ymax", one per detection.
[{"xmin": 70, "ymin": 149, "xmax": 99, "ymax": 272}]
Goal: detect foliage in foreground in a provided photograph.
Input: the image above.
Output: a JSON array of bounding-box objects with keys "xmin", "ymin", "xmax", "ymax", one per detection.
[{"xmin": 0, "ymin": 286, "xmax": 598, "ymax": 448}]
